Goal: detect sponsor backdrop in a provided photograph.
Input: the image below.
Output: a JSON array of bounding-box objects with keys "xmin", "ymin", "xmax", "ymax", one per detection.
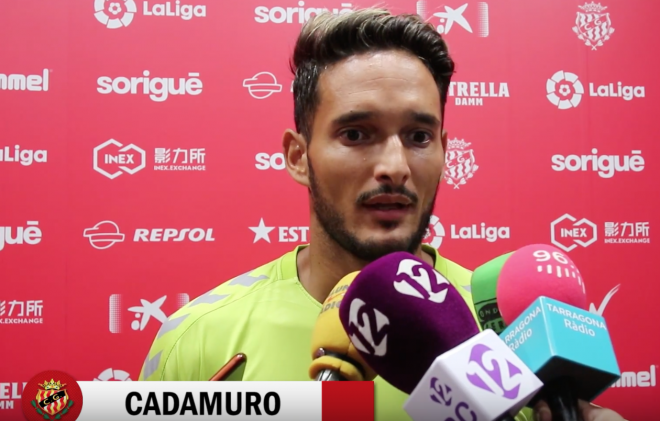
[{"xmin": 1, "ymin": 0, "xmax": 658, "ymax": 419}]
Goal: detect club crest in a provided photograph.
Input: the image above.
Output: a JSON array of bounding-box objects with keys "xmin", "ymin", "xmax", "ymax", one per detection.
[
  {"xmin": 32, "ymin": 379, "xmax": 73, "ymax": 419},
  {"xmin": 573, "ymin": 2, "xmax": 615, "ymax": 50},
  {"xmin": 444, "ymin": 139, "xmax": 478, "ymax": 189},
  {"xmin": 22, "ymin": 371, "xmax": 82, "ymax": 421}
]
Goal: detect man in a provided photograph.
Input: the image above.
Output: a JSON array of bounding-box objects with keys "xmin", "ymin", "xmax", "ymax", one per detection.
[{"xmin": 139, "ymin": 8, "xmax": 625, "ymax": 421}]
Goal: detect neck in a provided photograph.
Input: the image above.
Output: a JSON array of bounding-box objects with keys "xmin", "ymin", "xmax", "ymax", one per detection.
[{"xmin": 296, "ymin": 216, "xmax": 435, "ymax": 303}]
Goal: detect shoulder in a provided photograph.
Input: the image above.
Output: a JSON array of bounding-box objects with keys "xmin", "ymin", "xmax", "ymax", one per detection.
[
  {"xmin": 424, "ymin": 244, "xmax": 472, "ymax": 291},
  {"xmin": 138, "ymin": 248, "xmax": 299, "ymax": 381},
  {"xmin": 424, "ymin": 245, "xmax": 476, "ymax": 318}
]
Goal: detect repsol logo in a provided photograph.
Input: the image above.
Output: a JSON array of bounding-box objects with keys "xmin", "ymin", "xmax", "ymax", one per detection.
[{"xmin": 133, "ymin": 228, "xmax": 215, "ymax": 242}]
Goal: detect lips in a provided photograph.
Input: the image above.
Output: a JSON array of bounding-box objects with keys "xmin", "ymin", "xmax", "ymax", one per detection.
[
  {"xmin": 363, "ymin": 203, "xmax": 409, "ymax": 211},
  {"xmin": 362, "ymin": 194, "xmax": 413, "ymax": 207},
  {"xmin": 361, "ymin": 194, "xmax": 414, "ymax": 221}
]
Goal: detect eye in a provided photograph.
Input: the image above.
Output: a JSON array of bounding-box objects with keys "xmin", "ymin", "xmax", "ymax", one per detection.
[
  {"xmin": 410, "ymin": 131, "xmax": 433, "ymax": 144},
  {"xmin": 340, "ymin": 129, "xmax": 367, "ymax": 142}
]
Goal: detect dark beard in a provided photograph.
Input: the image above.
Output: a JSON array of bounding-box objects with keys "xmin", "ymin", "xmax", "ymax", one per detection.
[{"xmin": 308, "ymin": 158, "xmax": 438, "ymax": 262}]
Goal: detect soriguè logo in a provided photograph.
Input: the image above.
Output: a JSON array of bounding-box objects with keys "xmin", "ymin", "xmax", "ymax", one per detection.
[{"xmin": 22, "ymin": 370, "xmax": 83, "ymax": 421}]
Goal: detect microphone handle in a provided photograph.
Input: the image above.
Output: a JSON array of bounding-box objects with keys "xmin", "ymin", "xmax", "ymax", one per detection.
[
  {"xmin": 315, "ymin": 369, "xmax": 346, "ymax": 381},
  {"xmin": 496, "ymin": 413, "xmax": 517, "ymax": 421},
  {"xmin": 545, "ymin": 377, "xmax": 584, "ymax": 421}
]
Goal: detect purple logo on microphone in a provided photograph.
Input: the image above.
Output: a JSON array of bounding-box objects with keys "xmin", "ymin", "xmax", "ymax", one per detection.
[
  {"xmin": 393, "ymin": 259, "xmax": 450, "ymax": 303},
  {"xmin": 429, "ymin": 377, "xmax": 452, "ymax": 406},
  {"xmin": 465, "ymin": 344, "xmax": 522, "ymax": 399},
  {"xmin": 430, "ymin": 377, "xmax": 478, "ymax": 421}
]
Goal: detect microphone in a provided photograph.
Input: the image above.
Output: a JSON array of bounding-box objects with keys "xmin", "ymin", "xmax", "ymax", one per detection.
[
  {"xmin": 309, "ymin": 271, "xmax": 377, "ymax": 382},
  {"xmin": 471, "ymin": 245, "xmax": 589, "ymax": 335},
  {"xmin": 471, "ymin": 251, "xmax": 514, "ymax": 334},
  {"xmin": 338, "ymin": 252, "xmax": 543, "ymax": 421},
  {"xmin": 497, "ymin": 244, "xmax": 620, "ymax": 421}
]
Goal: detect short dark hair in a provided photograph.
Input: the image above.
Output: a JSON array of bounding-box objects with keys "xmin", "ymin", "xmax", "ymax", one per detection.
[{"xmin": 290, "ymin": 7, "xmax": 455, "ymax": 141}]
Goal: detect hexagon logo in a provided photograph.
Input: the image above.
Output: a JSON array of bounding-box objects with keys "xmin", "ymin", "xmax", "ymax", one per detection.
[
  {"xmin": 93, "ymin": 139, "xmax": 146, "ymax": 179},
  {"xmin": 550, "ymin": 214, "xmax": 598, "ymax": 252}
]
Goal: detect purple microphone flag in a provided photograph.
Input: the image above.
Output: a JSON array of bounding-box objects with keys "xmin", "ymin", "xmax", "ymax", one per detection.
[{"xmin": 338, "ymin": 251, "xmax": 480, "ymax": 394}]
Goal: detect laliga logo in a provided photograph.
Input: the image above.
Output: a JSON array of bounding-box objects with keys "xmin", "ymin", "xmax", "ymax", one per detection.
[
  {"xmin": 466, "ymin": 343, "xmax": 522, "ymax": 399},
  {"xmin": 95, "ymin": 0, "xmax": 137, "ymax": 29},
  {"xmin": 423, "ymin": 215, "xmax": 445, "ymax": 248},
  {"xmin": 347, "ymin": 298, "xmax": 389, "ymax": 356},
  {"xmin": 95, "ymin": 368, "xmax": 132, "ymax": 381},
  {"xmin": 393, "ymin": 259, "xmax": 450, "ymax": 303},
  {"xmin": 547, "ymin": 70, "xmax": 584, "ymax": 109}
]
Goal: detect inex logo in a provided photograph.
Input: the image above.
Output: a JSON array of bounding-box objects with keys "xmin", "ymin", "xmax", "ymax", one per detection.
[
  {"xmin": 466, "ymin": 343, "xmax": 522, "ymax": 399},
  {"xmin": 547, "ymin": 71, "xmax": 584, "ymax": 109},
  {"xmin": 254, "ymin": 1, "xmax": 353, "ymax": 24},
  {"xmin": 551, "ymin": 149, "xmax": 644, "ymax": 178},
  {"xmin": 393, "ymin": 259, "xmax": 450, "ymax": 303},
  {"xmin": 347, "ymin": 298, "xmax": 389, "ymax": 357},
  {"xmin": 94, "ymin": 139, "xmax": 145, "ymax": 179},
  {"xmin": 95, "ymin": 0, "xmax": 137, "ymax": 28},
  {"xmin": 551, "ymin": 214, "xmax": 598, "ymax": 253},
  {"xmin": 94, "ymin": 0, "xmax": 207, "ymax": 28},
  {"xmin": 416, "ymin": 1, "xmax": 489, "ymax": 37},
  {"xmin": 97, "ymin": 71, "xmax": 203, "ymax": 102}
]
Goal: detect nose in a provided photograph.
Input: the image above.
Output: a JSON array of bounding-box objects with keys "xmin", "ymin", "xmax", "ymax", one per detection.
[{"xmin": 373, "ymin": 136, "xmax": 411, "ymax": 186}]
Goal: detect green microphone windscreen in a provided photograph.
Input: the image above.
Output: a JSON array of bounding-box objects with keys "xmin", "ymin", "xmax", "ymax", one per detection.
[{"xmin": 470, "ymin": 251, "xmax": 514, "ymax": 334}]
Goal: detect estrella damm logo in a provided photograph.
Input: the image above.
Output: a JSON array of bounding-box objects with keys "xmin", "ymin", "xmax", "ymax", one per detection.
[{"xmin": 22, "ymin": 370, "xmax": 83, "ymax": 421}]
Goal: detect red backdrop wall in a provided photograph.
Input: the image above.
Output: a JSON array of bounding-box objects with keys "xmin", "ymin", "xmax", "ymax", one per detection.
[{"xmin": 1, "ymin": 0, "xmax": 658, "ymax": 419}]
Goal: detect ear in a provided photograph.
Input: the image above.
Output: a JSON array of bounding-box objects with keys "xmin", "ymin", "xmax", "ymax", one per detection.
[
  {"xmin": 441, "ymin": 129, "xmax": 448, "ymax": 154},
  {"xmin": 440, "ymin": 129, "xmax": 448, "ymax": 179},
  {"xmin": 283, "ymin": 129, "xmax": 310, "ymax": 187}
]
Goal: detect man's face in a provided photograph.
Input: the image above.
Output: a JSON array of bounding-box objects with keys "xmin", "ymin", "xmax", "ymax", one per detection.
[{"xmin": 306, "ymin": 49, "xmax": 447, "ymax": 261}]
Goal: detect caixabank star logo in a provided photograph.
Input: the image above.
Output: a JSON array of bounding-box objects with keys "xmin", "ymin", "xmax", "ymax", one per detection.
[{"xmin": 22, "ymin": 370, "xmax": 83, "ymax": 421}]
